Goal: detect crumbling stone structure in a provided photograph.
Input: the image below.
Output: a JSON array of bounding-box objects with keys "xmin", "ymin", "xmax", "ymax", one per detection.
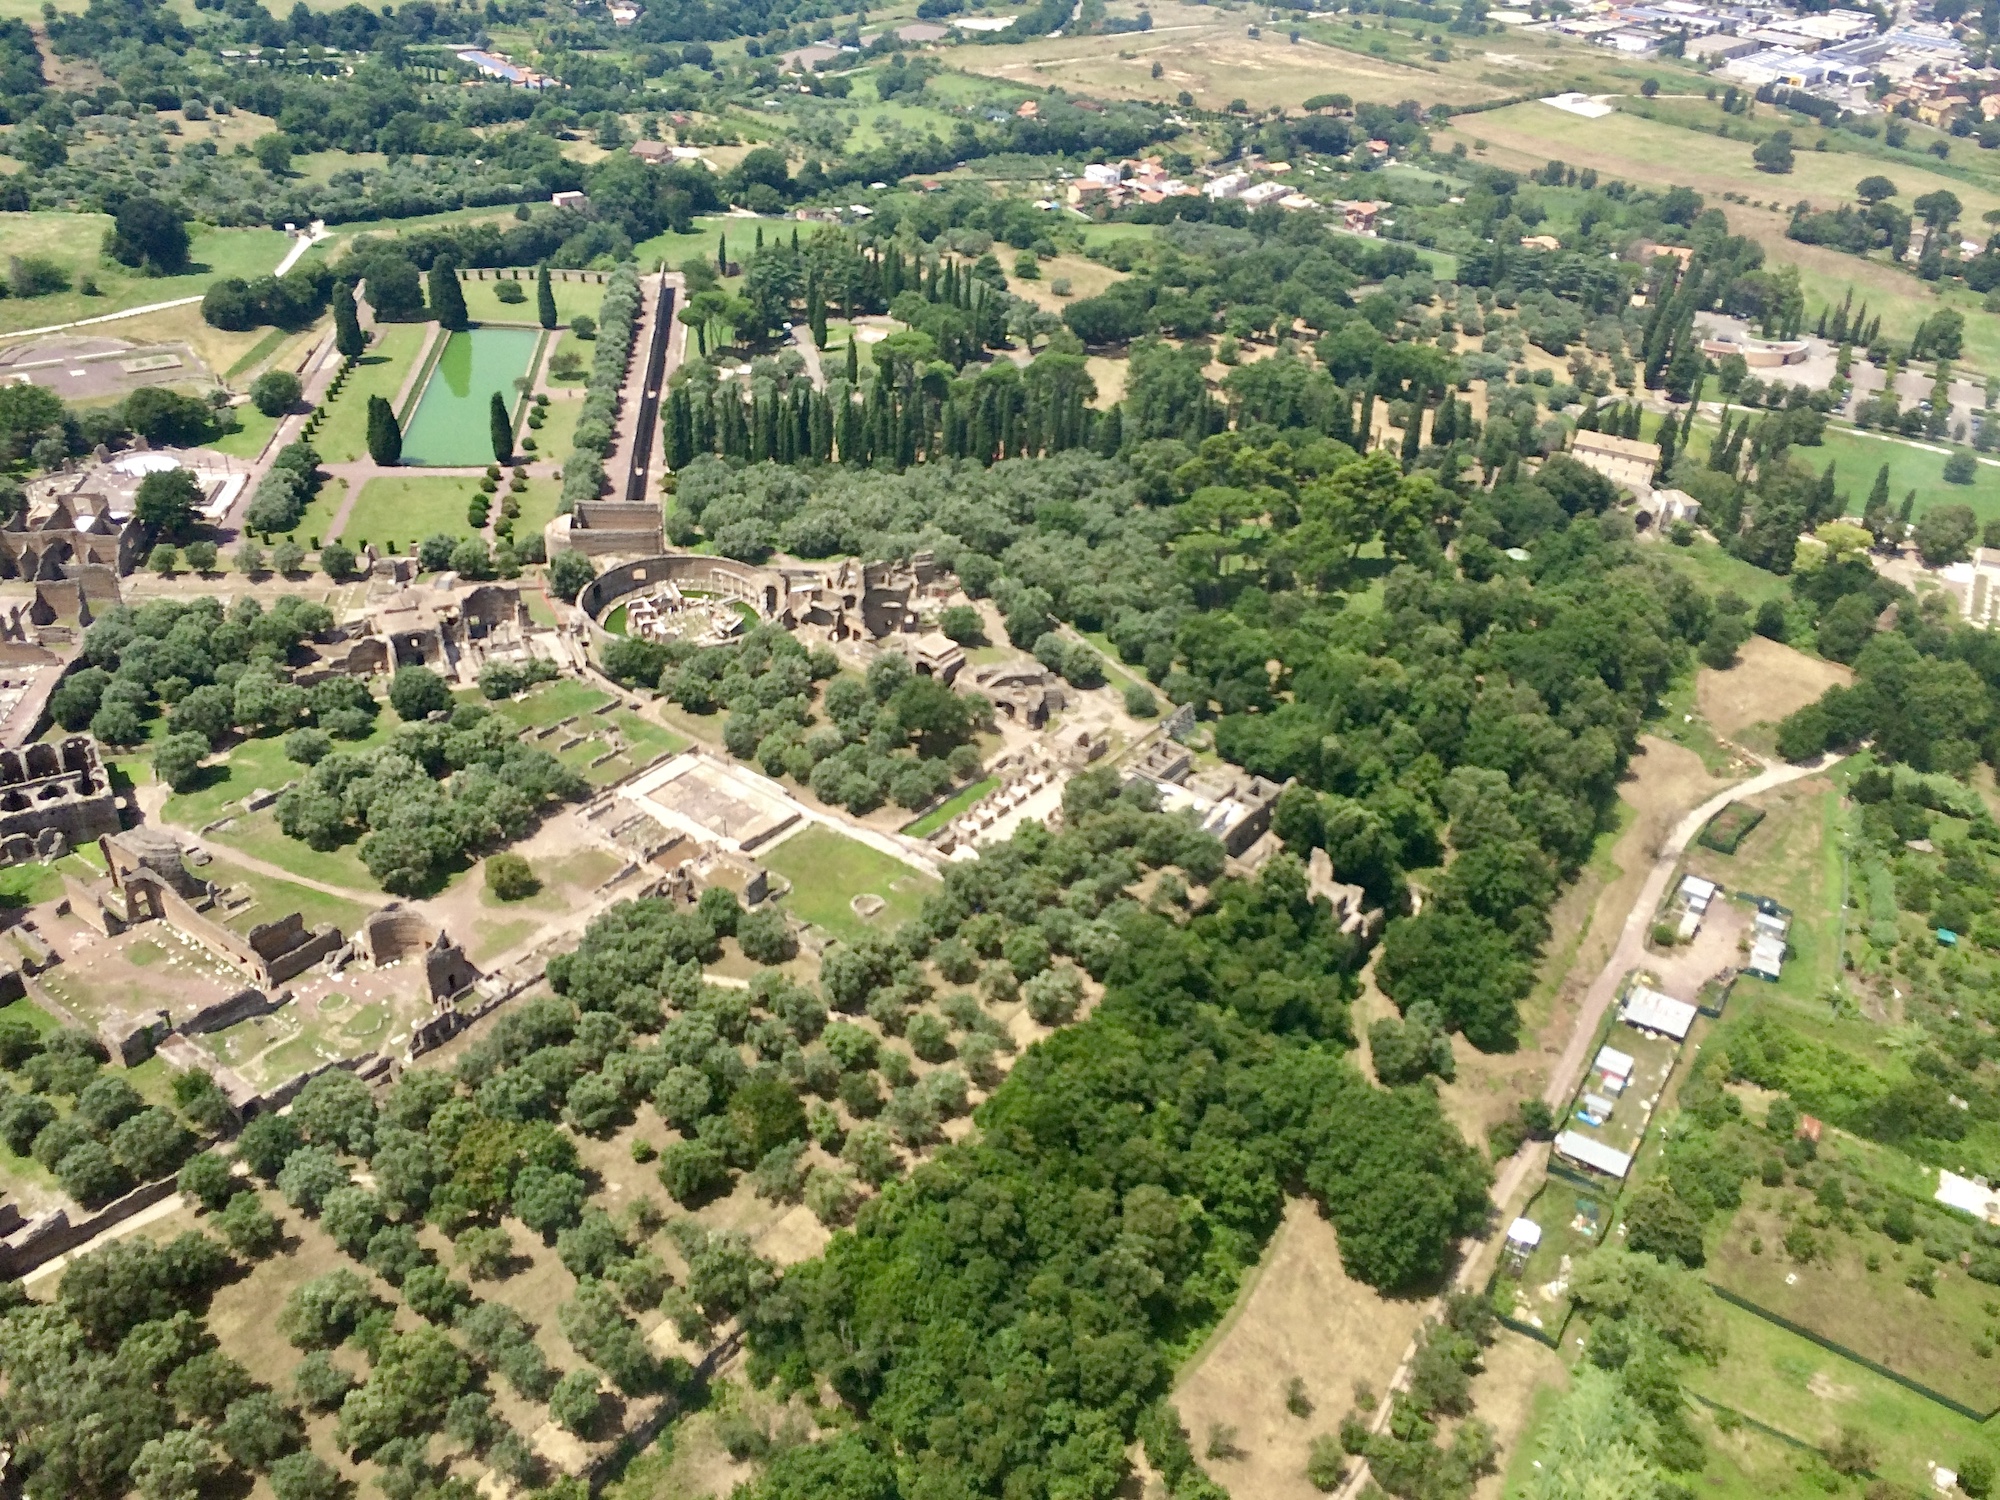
[
  {"xmin": 0, "ymin": 737, "xmax": 119, "ymax": 861},
  {"xmin": 348, "ymin": 905, "xmax": 481, "ymax": 1004}
]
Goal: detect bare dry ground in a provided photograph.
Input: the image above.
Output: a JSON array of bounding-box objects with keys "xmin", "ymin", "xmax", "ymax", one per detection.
[
  {"xmin": 1174, "ymin": 1200, "xmax": 1432, "ymax": 1500},
  {"xmin": 952, "ymin": 19, "xmax": 1509, "ymax": 113},
  {"xmin": 1423, "ymin": 734, "xmax": 1735, "ymax": 1157},
  {"xmin": 1696, "ymin": 636, "xmax": 1854, "ymax": 740},
  {"xmin": 1469, "ymin": 1329, "xmax": 1572, "ymax": 1500}
]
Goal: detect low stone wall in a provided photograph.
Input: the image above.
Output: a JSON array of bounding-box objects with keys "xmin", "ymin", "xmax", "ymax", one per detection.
[
  {"xmin": 0, "ymin": 1174, "xmax": 179, "ymax": 1279},
  {"xmin": 177, "ymin": 986, "xmax": 280, "ymax": 1038}
]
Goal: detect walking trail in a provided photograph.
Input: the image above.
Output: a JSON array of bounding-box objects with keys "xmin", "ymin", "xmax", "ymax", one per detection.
[{"xmin": 0, "ymin": 222, "xmax": 327, "ymax": 345}]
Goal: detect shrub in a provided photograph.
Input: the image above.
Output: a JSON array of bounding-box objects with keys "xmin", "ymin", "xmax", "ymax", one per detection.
[
  {"xmin": 486, "ymin": 853, "xmax": 537, "ymax": 900},
  {"xmin": 548, "ymin": 1370, "xmax": 603, "ymax": 1436},
  {"xmin": 251, "ymin": 370, "xmax": 303, "ymax": 416},
  {"xmin": 737, "ymin": 907, "xmax": 797, "ymax": 964}
]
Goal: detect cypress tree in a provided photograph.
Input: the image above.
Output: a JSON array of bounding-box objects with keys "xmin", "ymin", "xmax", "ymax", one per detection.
[
  {"xmin": 536, "ymin": 264, "xmax": 558, "ymax": 330},
  {"xmin": 366, "ymin": 395, "xmax": 401, "ymax": 466},
  {"xmin": 1898, "ymin": 489, "xmax": 1915, "ymax": 527},
  {"xmin": 838, "ymin": 390, "xmax": 862, "ymax": 464},
  {"xmin": 755, "ymin": 225, "xmax": 764, "ymax": 250},
  {"xmin": 810, "ymin": 390, "xmax": 832, "ymax": 462},
  {"xmin": 1653, "ymin": 420, "xmax": 1677, "ymax": 483},
  {"xmin": 333, "ymin": 280, "xmax": 366, "ymax": 358},
  {"xmin": 429, "ymin": 256, "xmax": 468, "ymax": 332},
  {"xmin": 490, "ymin": 390, "xmax": 513, "ymax": 464},
  {"xmin": 808, "ymin": 273, "xmax": 827, "ymax": 350},
  {"xmin": 1868, "ymin": 463, "xmax": 1890, "ymax": 513},
  {"xmin": 846, "ymin": 337, "xmax": 859, "ymax": 384},
  {"xmin": 717, "ymin": 233, "xmax": 728, "ymax": 274},
  {"xmin": 1400, "ymin": 399, "xmax": 1423, "ymax": 466},
  {"xmin": 1327, "ymin": 387, "xmax": 1353, "ymax": 448},
  {"xmin": 1357, "ymin": 388, "xmax": 1375, "ymax": 451}
]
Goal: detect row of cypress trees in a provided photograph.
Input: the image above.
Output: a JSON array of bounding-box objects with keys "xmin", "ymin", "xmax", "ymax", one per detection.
[{"xmin": 662, "ymin": 353, "xmax": 1101, "ymax": 472}]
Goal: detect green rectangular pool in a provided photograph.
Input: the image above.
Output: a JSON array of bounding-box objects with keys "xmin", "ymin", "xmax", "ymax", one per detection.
[{"xmin": 400, "ymin": 326, "xmax": 542, "ymax": 467}]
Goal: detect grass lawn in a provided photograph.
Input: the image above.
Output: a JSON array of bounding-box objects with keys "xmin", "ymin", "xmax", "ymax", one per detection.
[
  {"xmin": 0, "ymin": 217, "xmax": 293, "ymax": 336},
  {"xmin": 314, "ymin": 324, "xmax": 427, "ymax": 463},
  {"xmin": 162, "ymin": 720, "xmax": 394, "ymax": 830},
  {"xmin": 507, "ymin": 476, "xmax": 563, "ymax": 542},
  {"xmin": 0, "ymin": 860, "xmax": 73, "ymax": 910},
  {"xmin": 209, "ymin": 404, "xmax": 280, "ymax": 460},
  {"xmin": 631, "ymin": 214, "xmax": 828, "ymax": 274},
  {"xmin": 275, "ymin": 475, "xmax": 348, "ymax": 550},
  {"xmin": 207, "ymin": 813, "xmax": 386, "ymax": 897},
  {"xmin": 525, "ymin": 393, "xmax": 581, "ymax": 458},
  {"xmin": 762, "ymin": 824, "xmax": 939, "ymax": 945},
  {"xmin": 902, "ymin": 777, "xmax": 998, "ymax": 838},
  {"xmin": 578, "ymin": 710, "xmax": 685, "ymax": 784},
  {"xmin": 1682, "ymin": 1297, "xmax": 2000, "ymax": 1492},
  {"xmin": 1683, "ymin": 780, "xmax": 1845, "ymax": 1008},
  {"xmin": 340, "ymin": 475, "xmax": 489, "ymax": 552},
  {"xmin": 458, "ymin": 275, "xmax": 605, "ymax": 328},
  {"xmin": 1655, "ymin": 535, "xmax": 1799, "ymax": 622},
  {"xmin": 223, "ymin": 327, "xmax": 292, "ymax": 382},
  {"xmin": 1811, "ymin": 424, "xmax": 2000, "ymax": 524},
  {"xmin": 484, "ymin": 677, "xmax": 614, "ymax": 729},
  {"xmin": 160, "ymin": 733, "xmax": 305, "ymax": 829}
]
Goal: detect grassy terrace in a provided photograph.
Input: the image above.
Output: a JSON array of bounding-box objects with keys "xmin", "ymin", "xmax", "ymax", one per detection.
[
  {"xmin": 338, "ymin": 475, "xmax": 490, "ymax": 550},
  {"xmin": 762, "ymin": 824, "xmax": 938, "ymax": 945},
  {"xmin": 902, "ymin": 776, "xmax": 998, "ymax": 838},
  {"xmin": 0, "ymin": 216, "xmax": 295, "ymax": 335},
  {"xmin": 314, "ymin": 323, "xmax": 427, "ymax": 463}
]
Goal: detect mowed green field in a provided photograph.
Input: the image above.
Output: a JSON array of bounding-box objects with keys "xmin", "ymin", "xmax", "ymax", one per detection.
[
  {"xmin": 1439, "ymin": 103, "xmax": 2000, "ymax": 223},
  {"xmin": 1812, "ymin": 425, "xmax": 2000, "ymax": 524},
  {"xmin": 0, "ymin": 214, "xmax": 300, "ymax": 334},
  {"xmin": 762, "ymin": 825, "xmax": 939, "ymax": 945},
  {"xmin": 313, "ymin": 323, "xmax": 427, "ymax": 462},
  {"xmin": 458, "ymin": 274, "xmax": 605, "ymax": 328},
  {"xmin": 339, "ymin": 475, "xmax": 491, "ymax": 550},
  {"xmin": 0, "ymin": 215, "xmax": 298, "ymax": 337}
]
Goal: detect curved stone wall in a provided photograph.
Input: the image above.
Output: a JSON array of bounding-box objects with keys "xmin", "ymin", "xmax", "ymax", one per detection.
[{"xmin": 577, "ymin": 553, "xmax": 785, "ymax": 641}]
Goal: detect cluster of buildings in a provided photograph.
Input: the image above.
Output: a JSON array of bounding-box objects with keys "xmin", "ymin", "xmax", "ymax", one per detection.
[
  {"xmin": 1060, "ymin": 157, "xmax": 1386, "ymax": 230},
  {"xmin": 1506, "ymin": 1, "xmax": 1977, "ymax": 108},
  {"xmin": 1550, "ymin": 979, "xmax": 1701, "ymax": 1182},
  {"xmin": 1064, "ymin": 157, "xmax": 1199, "ymax": 209},
  {"xmin": 1715, "ymin": 19, "xmax": 1968, "ymax": 100}
]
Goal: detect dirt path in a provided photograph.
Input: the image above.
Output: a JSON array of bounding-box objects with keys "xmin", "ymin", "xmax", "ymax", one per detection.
[
  {"xmin": 1491, "ymin": 748, "xmax": 1839, "ymax": 1208},
  {"xmin": 157, "ymin": 814, "xmax": 384, "ymax": 908},
  {"xmin": 1333, "ymin": 747, "xmax": 1841, "ymax": 1500}
]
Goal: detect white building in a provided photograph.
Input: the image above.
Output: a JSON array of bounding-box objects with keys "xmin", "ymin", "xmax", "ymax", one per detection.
[
  {"xmin": 1554, "ymin": 1129, "xmax": 1634, "ymax": 1179},
  {"xmin": 1623, "ymin": 985, "xmax": 1697, "ymax": 1041},
  {"xmin": 1205, "ymin": 171, "xmax": 1251, "ymax": 200}
]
